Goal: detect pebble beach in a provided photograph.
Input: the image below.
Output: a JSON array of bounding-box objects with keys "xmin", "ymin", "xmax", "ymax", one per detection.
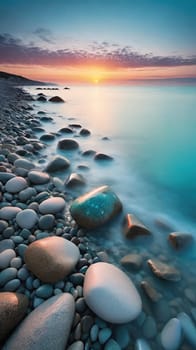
[{"xmin": 0, "ymin": 80, "xmax": 196, "ymax": 350}]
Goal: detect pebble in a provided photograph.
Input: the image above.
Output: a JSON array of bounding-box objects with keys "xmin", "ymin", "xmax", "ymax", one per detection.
[
  {"xmin": 84, "ymin": 262, "xmax": 142, "ymax": 323},
  {"xmin": 0, "ymin": 249, "xmax": 16, "ymax": 269},
  {"xmin": 58, "ymin": 138, "xmax": 79, "ymax": 150},
  {"xmin": 0, "ymin": 267, "xmax": 17, "ymax": 287},
  {"xmin": 135, "ymin": 338, "xmax": 152, "ymax": 350},
  {"xmin": 142, "ymin": 316, "xmax": 157, "ymax": 339},
  {"xmin": 75, "ymin": 297, "xmax": 86, "ymax": 313},
  {"xmin": 39, "ymin": 197, "xmax": 66, "ymax": 214},
  {"xmin": 98, "ymin": 328, "xmax": 112, "ymax": 344},
  {"xmin": 24, "ymin": 236, "xmax": 80, "ymax": 283},
  {"xmin": 14, "ymin": 158, "xmax": 35, "ymax": 170},
  {"xmin": 67, "ymin": 341, "xmax": 84, "ymax": 350},
  {"xmin": 0, "ymin": 220, "xmax": 9, "ymax": 233},
  {"xmin": 28, "ymin": 170, "xmax": 50, "ymax": 184},
  {"xmin": 81, "ymin": 315, "xmax": 94, "ymax": 333},
  {"xmin": 147, "ymin": 259, "xmax": 181, "ymax": 282},
  {"xmin": 3, "ymin": 278, "xmax": 21, "ymax": 291},
  {"xmin": 161, "ymin": 318, "xmax": 181, "ymax": 350},
  {"xmin": 19, "ymin": 187, "xmax": 37, "ymax": 202},
  {"xmin": 38, "ymin": 214, "xmax": 55, "ymax": 230},
  {"xmin": 0, "ymin": 206, "xmax": 22, "ymax": 220},
  {"xmin": 35, "ymin": 284, "xmax": 53, "ymax": 299},
  {"xmin": 16, "ymin": 209, "xmax": 38, "ymax": 229},
  {"xmin": 90, "ymin": 324, "xmax": 99, "ymax": 342},
  {"xmin": 5, "ymin": 176, "xmax": 28, "ymax": 193},
  {"xmin": 0, "ymin": 292, "xmax": 28, "ymax": 343},
  {"xmin": 114, "ymin": 325, "xmax": 130, "ymax": 349},
  {"xmin": 10, "ymin": 257, "xmax": 22, "ymax": 269},
  {"xmin": 17, "ymin": 266, "xmax": 29, "ymax": 281},
  {"xmin": 0, "ymin": 172, "xmax": 15, "ymax": 184},
  {"xmin": 104, "ymin": 339, "xmax": 121, "ymax": 350},
  {"xmin": 178, "ymin": 312, "xmax": 196, "ymax": 347},
  {"xmin": 3, "ymin": 293, "xmax": 75, "ymax": 350},
  {"xmin": 45, "ymin": 156, "xmax": 70, "ymax": 173},
  {"xmin": 0, "ymin": 239, "xmax": 15, "ymax": 252},
  {"xmin": 70, "ymin": 273, "xmax": 84, "ymax": 286}
]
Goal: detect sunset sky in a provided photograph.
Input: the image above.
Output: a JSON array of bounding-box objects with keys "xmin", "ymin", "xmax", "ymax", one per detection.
[{"xmin": 0, "ymin": 0, "xmax": 195, "ymax": 84}]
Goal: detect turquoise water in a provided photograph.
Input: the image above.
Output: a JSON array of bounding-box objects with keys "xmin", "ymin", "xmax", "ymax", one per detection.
[{"xmin": 28, "ymin": 84, "xmax": 196, "ymax": 238}]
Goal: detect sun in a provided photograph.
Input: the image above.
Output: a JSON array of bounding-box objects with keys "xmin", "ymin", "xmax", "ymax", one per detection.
[{"xmin": 93, "ymin": 78, "xmax": 99, "ymax": 84}]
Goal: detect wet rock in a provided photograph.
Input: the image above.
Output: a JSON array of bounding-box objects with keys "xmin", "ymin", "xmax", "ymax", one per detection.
[
  {"xmin": 120, "ymin": 253, "xmax": 143, "ymax": 270},
  {"xmin": 70, "ymin": 185, "xmax": 122, "ymax": 229},
  {"xmin": 2, "ymin": 294, "xmax": 75, "ymax": 350},
  {"xmin": 0, "ymin": 173, "xmax": 15, "ymax": 184},
  {"xmin": 135, "ymin": 339, "xmax": 152, "ymax": 350},
  {"xmin": 0, "ymin": 207, "xmax": 22, "ymax": 220},
  {"xmin": 67, "ymin": 341, "xmax": 84, "ymax": 350},
  {"xmin": 178, "ymin": 312, "xmax": 196, "ymax": 347},
  {"xmin": 123, "ymin": 214, "xmax": 151, "ymax": 239},
  {"xmin": 16, "ymin": 209, "xmax": 38, "ymax": 229},
  {"xmin": 161, "ymin": 318, "xmax": 181, "ymax": 350},
  {"xmin": 49, "ymin": 96, "xmax": 64, "ymax": 103},
  {"xmin": 58, "ymin": 138, "xmax": 79, "ymax": 150},
  {"xmin": 83, "ymin": 262, "xmax": 142, "ymax": 323},
  {"xmin": 168, "ymin": 232, "xmax": 193, "ymax": 250},
  {"xmin": 79, "ymin": 128, "xmax": 91, "ymax": 136},
  {"xmin": 14, "ymin": 158, "xmax": 35, "ymax": 170},
  {"xmin": 66, "ymin": 173, "xmax": 86, "ymax": 188},
  {"xmin": 45, "ymin": 156, "xmax": 70, "ymax": 173},
  {"xmin": 59, "ymin": 127, "xmax": 73, "ymax": 134},
  {"xmin": 104, "ymin": 339, "xmax": 121, "ymax": 350},
  {"xmin": 82, "ymin": 150, "xmax": 96, "ymax": 157},
  {"xmin": 69, "ymin": 123, "xmax": 81, "ymax": 128},
  {"xmin": 37, "ymin": 96, "xmax": 47, "ymax": 102},
  {"xmin": 24, "ymin": 236, "xmax": 80, "ymax": 283},
  {"xmin": 141, "ymin": 281, "xmax": 162, "ymax": 302},
  {"xmin": 113, "ymin": 325, "xmax": 130, "ymax": 349},
  {"xmin": 0, "ymin": 292, "xmax": 28, "ymax": 343},
  {"xmin": 28, "ymin": 170, "xmax": 50, "ymax": 185},
  {"xmin": 40, "ymin": 134, "xmax": 55, "ymax": 142},
  {"xmin": 0, "ymin": 268, "xmax": 18, "ymax": 287},
  {"xmin": 5, "ymin": 176, "xmax": 28, "ymax": 193},
  {"xmin": 147, "ymin": 259, "xmax": 181, "ymax": 282},
  {"xmin": 0, "ymin": 239, "xmax": 15, "ymax": 253},
  {"xmin": 39, "ymin": 197, "xmax": 65, "ymax": 214},
  {"xmin": 40, "ymin": 116, "xmax": 53, "ymax": 122},
  {"xmin": 142, "ymin": 316, "xmax": 157, "ymax": 339},
  {"xmin": 0, "ymin": 220, "xmax": 9, "ymax": 233},
  {"xmin": 94, "ymin": 153, "xmax": 113, "ymax": 161},
  {"xmin": 19, "ymin": 187, "xmax": 37, "ymax": 202},
  {"xmin": 0, "ymin": 249, "xmax": 16, "ymax": 269},
  {"xmin": 38, "ymin": 214, "xmax": 55, "ymax": 230}
]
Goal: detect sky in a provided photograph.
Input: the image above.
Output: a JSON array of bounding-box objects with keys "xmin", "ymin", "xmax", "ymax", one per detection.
[{"xmin": 0, "ymin": 0, "xmax": 196, "ymax": 83}]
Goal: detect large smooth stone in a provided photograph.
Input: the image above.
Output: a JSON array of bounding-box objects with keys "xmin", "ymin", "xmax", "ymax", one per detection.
[
  {"xmin": 45, "ymin": 156, "xmax": 70, "ymax": 173},
  {"xmin": 147, "ymin": 259, "xmax": 181, "ymax": 282},
  {"xmin": 66, "ymin": 173, "xmax": 86, "ymax": 188},
  {"xmin": 39, "ymin": 197, "xmax": 65, "ymax": 214},
  {"xmin": 0, "ymin": 292, "xmax": 28, "ymax": 343},
  {"xmin": 24, "ymin": 237, "xmax": 80, "ymax": 283},
  {"xmin": 5, "ymin": 177, "xmax": 28, "ymax": 193},
  {"xmin": 135, "ymin": 339, "xmax": 152, "ymax": 350},
  {"xmin": 83, "ymin": 262, "xmax": 142, "ymax": 323},
  {"xmin": 178, "ymin": 312, "xmax": 196, "ymax": 347},
  {"xmin": 28, "ymin": 171, "xmax": 50, "ymax": 184},
  {"xmin": 14, "ymin": 159, "xmax": 35, "ymax": 170},
  {"xmin": 16, "ymin": 209, "xmax": 38, "ymax": 229},
  {"xmin": 2, "ymin": 293, "xmax": 75, "ymax": 350},
  {"xmin": 123, "ymin": 214, "xmax": 151, "ymax": 239},
  {"xmin": 70, "ymin": 186, "xmax": 122, "ymax": 229},
  {"xmin": 0, "ymin": 207, "xmax": 22, "ymax": 220},
  {"xmin": 168, "ymin": 232, "xmax": 193, "ymax": 250},
  {"xmin": 161, "ymin": 318, "xmax": 181, "ymax": 350},
  {"xmin": 58, "ymin": 138, "xmax": 79, "ymax": 150}
]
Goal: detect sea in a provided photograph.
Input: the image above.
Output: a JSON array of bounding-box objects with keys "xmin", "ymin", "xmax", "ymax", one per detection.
[{"xmin": 24, "ymin": 83, "xmax": 196, "ymax": 347}]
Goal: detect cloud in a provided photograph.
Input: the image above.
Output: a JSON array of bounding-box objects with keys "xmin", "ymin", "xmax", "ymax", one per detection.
[
  {"xmin": 33, "ymin": 28, "xmax": 54, "ymax": 44},
  {"xmin": 0, "ymin": 33, "xmax": 196, "ymax": 68}
]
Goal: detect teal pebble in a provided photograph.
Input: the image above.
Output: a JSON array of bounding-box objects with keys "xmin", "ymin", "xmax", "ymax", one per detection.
[
  {"xmin": 21, "ymin": 228, "xmax": 31, "ymax": 239},
  {"xmin": 35, "ymin": 284, "xmax": 53, "ymax": 298},
  {"xmin": 12, "ymin": 236, "xmax": 24, "ymax": 244},
  {"xmin": 33, "ymin": 278, "xmax": 40, "ymax": 289},
  {"xmin": 0, "ymin": 267, "xmax": 17, "ymax": 287},
  {"xmin": 98, "ymin": 328, "xmax": 112, "ymax": 344},
  {"xmin": 17, "ymin": 244, "xmax": 28, "ymax": 259},
  {"xmin": 104, "ymin": 339, "xmax": 121, "ymax": 350},
  {"xmin": 114, "ymin": 326, "xmax": 130, "ymax": 348},
  {"xmin": 3, "ymin": 278, "xmax": 21, "ymax": 291},
  {"xmin": 17, "ymin": 266, "xmax": 29, "ymax": 280},
  {"xmin": 33, "ymin": 297, "xmax": 44, "ymax": 308},
  {"xmin": 10, "ymin": 257, "xmax": 22, "ymax": 269},
  {"xmin": 90, "ymin": 324, "xmax": 99, "ymax": 342},
  {"xmin": 36, "ymin": 232, "xmax": 49, "ymax": 240}
]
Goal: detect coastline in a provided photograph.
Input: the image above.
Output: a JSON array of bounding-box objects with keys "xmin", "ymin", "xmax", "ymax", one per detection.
[{"xmin": 0, "ymin": 80, "xmax": 195, "ymax": 350}]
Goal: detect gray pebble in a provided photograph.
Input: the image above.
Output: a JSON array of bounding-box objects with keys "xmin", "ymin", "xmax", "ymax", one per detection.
[
  {"xmin": 0, "ymin": 239, "xmax": 15, "ymax": 252},
  {"xmin": 17, "ymin": 266, "xmax": 29, "ymax": 280},
  {"xmin": 3, "ymin": 278, "xmax": 21, "ymax": 291},
  {"xmin": 75, "ymin": 297, "xmax": 86, "ymax": 313},
  {"xmin": 10, "ymin": 256, "xmax": 22, "ymax": 269},
  {"xmin": 0, "ymin": 249, "xmax": 16, "ymax": 269},
  {"xmin": 0, "ymin": 267, "xmax": 17, "ymax": 287}
]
